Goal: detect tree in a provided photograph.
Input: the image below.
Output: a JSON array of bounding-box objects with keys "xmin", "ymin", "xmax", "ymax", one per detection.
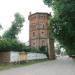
[
  {"xmin": 0, "ymin": 24, "xmax": 3, "ymax": 39},
  {"xmin": 0, "ymin": 39, "xmax": 27, "ymax": 52},
  {"xmin": 55, "ymin": 42, "xmax": 61, "ymax": 55},
  {"xmin": 0, "ymin": 24, "xmax": 2, "ymax": 30},
  {"xmin": 44, "ymin": 0, "xmax": 75, "ymax": 56},
  {"xmin": 3, "ymin": 13, "xmax": 25, "ymax": 39}
]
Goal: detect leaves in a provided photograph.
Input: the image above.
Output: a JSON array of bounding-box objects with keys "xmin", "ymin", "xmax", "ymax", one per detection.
[
  {"xmin": 0, "ymin": 39, "xmax": 27, "ymax": 52},
  {"xmin": 3, "ymin": 13, "xmax": 25, "ymax": 39},
  {"xmin": 44, "ymin": 0, "xmax": 75, "ymax": 56},
  {"xmin": 44, "ymin": 0, "xmax": 52, "ymax": 6}
]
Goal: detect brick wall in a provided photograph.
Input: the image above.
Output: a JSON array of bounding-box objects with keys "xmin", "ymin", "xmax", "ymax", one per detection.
[
  {"xmin": 29, "ymin": 12, "xmax": 50, "ymax": 48},
  {"xmin": 0, "ymin": 52, "xmax": 10, "ymax": 63}
]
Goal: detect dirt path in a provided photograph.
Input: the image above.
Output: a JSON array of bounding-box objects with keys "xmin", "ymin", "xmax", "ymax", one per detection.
[{"xmin": 0, "ymin": 56, "xmax": 75, "ymax": 75}]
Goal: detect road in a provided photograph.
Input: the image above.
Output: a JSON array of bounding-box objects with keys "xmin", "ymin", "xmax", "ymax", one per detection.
[{"xmin": 0, "ymin": 56, "xmax": 75, "ymax": 75}]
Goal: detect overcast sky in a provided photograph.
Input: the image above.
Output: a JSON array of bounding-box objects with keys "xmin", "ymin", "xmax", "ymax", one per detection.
[{"xmin": 0, "ymin": 0, "xmax": 52, "ymax": 43}]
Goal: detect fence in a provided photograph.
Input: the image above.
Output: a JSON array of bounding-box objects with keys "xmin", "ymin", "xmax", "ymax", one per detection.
[{"xmin": 10, "ymin": 51, "xmax": 47, "ymax": 63}]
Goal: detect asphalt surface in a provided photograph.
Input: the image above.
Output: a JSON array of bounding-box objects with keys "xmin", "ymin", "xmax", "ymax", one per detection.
[{"xmin": 0, "ymin": 56, "xmax": 75, "ymax": 75}]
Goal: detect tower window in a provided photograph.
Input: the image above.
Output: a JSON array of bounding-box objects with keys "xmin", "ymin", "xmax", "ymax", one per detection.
[
  {"xmin": 33, "ymin": 32, "xmax": 35, "ymax": 36},
  {"xmin": 42, "ymin": 32, "xmax": 44, "ymax": 34},
  {"xmin": 33, "ymin": 43, "xmax": 35, "ymax": 45}
]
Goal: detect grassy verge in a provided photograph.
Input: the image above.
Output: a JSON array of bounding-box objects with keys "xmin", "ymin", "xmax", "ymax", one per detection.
[{"xmin": 0, "ymin": 59, "xmax": 48, "ymax": 71}]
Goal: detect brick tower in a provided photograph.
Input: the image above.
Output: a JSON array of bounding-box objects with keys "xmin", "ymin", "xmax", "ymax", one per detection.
[{"xmin": 28, "ymin": 12, "xmax": 55, "ymax": 59}]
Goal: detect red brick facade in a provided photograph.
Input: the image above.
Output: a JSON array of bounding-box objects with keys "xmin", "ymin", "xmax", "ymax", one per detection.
[
  {"xmin": 28, "ymin": 12, "xmax": 56, "ymax": 59},
  {"xmin": 28, "ymin": 12, "xmax": 50, "ymax": 48}
]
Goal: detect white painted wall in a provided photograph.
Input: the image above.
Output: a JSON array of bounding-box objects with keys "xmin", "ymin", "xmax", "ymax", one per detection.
[
  {"xmin": 27, "ymin": 53, "xmax": 47, "ymax": 60},
  {"xmin": 10, "ymin": 51, "xmax": 47, "ymax": 62},
  {"xmin": 10, "ymin": 51, "xmax": 20, "ymax": 63}
]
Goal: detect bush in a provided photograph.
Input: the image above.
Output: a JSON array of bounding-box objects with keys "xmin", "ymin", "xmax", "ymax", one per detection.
[
  {"xmin": 0, "ymin": 39, "xmax": 27, "ymax": 52},
  {"xmin": 0, "ymin": 39, "xmax": 49, "ymax": 54},
  {"xmin": 39, "ymin": 46, "xmax": 48, "ymax": 53}
]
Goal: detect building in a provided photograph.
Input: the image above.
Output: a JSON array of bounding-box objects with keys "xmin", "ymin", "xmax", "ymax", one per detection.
[
  {"xmin": 28, "ymin": 12, "xmax": 50, "ymax": 48},
  {"xmin": 28, "ymin": 12, "xmax": 55, "ymax": 59}
]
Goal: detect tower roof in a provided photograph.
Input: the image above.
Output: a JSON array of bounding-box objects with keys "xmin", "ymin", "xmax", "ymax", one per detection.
[{"xmin": 28, "ymin": 12, "xmax": 51, "ymax": 19}]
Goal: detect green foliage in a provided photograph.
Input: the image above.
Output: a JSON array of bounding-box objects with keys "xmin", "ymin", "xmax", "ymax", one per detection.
[
  {"xmin": 44, "ymin": 0, "xmax": 52, "ymax": 7},
  {"xmin": 0, "ymin": 39, "xmax": 48, "ymax": 53},
  {"xmin": 55, "ymin": 44, "xmax": 61, "ymax": 55},
  {"xmin": 0, "ymin": 39, "xmax": 27, "ymax": 52},
  {"xmin": 29, "ymin": 47, "xmax": 39, "ymax": 53},
  {"xmin": 0, "ymin": 24, "xmax": 2, "ymax": 30},
  {"xmin": 0, "ymin": 24, "xmax": 3, "ymax": 39},
  {"xmin": 44, "ymin": 0, "xmax": 75, "ymax": 56},
  {"xmin": 3, "ymin": 13, "xmax": 25, "ymax": 39},
  {"xmin": 39, "ymin": 46, "xmax": 47, "ymax": 53},
  {"xmin": 39, "ymin": 46, "xmax": 48, "ymax": 57},
  {"xmin": 25, "ymin": 46, "xmax": 48, "ymax": 53}
]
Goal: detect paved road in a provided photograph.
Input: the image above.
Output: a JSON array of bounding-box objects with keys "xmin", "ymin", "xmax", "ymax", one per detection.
[{"xmin": 0, "ymin": 56, "xmax": 75, "ymax": 75}]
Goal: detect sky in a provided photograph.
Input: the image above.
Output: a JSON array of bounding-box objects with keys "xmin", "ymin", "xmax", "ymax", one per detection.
[{"xmin": 0, "ymin": 0, "xmax": 52, "ymax": 43}]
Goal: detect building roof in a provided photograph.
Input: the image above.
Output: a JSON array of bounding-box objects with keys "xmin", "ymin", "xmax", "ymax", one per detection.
[{"xmin": 28, "ymin": 12, "xmax": 51, "ymax": 18}]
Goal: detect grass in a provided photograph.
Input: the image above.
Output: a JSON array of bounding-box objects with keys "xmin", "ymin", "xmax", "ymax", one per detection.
[{"xmin": 0, "ymin": 59, "xmax": 48, "ymax": 71}]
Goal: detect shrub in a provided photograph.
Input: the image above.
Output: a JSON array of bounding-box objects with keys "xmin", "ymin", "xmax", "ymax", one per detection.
[{"xmin": 0, "ymin": 39, "xmax": 27, "ymax": 52}]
